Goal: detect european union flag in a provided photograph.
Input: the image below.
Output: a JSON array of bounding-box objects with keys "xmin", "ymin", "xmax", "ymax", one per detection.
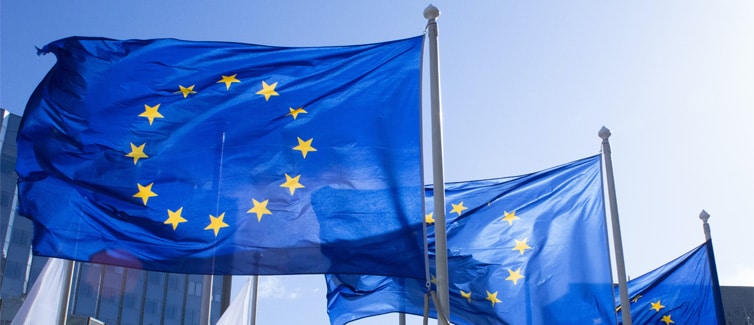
[
  {"xmin": 17, "ymin": 36, "xmax": 425, "ymax": 276},
  {"xmin": 327, "ymin": 155, "xmax": 616, "ymax": 324},
  {"xmin": 617, "ymin": 240, "xmax": 725, "ymax": 324}
]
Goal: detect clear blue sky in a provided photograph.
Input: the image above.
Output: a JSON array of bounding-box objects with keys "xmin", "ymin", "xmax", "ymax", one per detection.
[{"xmin": 2, "ymin": 1, "xmax": 753, "ymax": 324}]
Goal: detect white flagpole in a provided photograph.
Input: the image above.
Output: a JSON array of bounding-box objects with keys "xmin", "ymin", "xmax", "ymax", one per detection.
[
  {"xmin": 202, "ymin": 131, "xmax": 227, "ymax": 325},
  {"xmin": 698, "ymin": 210, "xmax": 727, "ymax": 325},
  {"xmin": 598, "ymin": 127, "xmax": 632, "ymax": 325},
  {"xmin": 424, "ymin": 5, "xmax": 450, "ymax": 325},
  {"xmin": 699, "ymin": 209, "xmax": 712, "ymax": 241}
]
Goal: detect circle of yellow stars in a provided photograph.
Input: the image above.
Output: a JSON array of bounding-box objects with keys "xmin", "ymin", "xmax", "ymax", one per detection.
[
  {"xmin": 424, "ymin": 201, "xmax": 532, "ymax": 310},
  {"xmin": 126, "ymin": 74, "xmax": 315, "ymax": 238}
]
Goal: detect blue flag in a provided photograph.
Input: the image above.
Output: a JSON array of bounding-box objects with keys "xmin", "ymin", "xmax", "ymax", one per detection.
[
  {"xmin": 617, "ymin": 240, "xmax": 725, "ymax": 324},
  {"xmin": 327, "ymin": 155, "xmax": 616, "ymax": 325},
  {"xmin": 17, "ymin": 36, "xmax": 425, "ymax": 276}
]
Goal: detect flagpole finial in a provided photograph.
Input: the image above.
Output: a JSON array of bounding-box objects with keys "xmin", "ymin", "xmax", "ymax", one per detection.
[
  {"xmin": 699, "ymin": 209, "xmax": 710, "ymax": 223},
  {"xmin": 424, "ymin": 4, "xmax": 440, "ymax": 20},
  {"xmin": 598, "ymin": 126, "xmax": 611, "ymax": 140},
  {"xmin": 699, "ymin": 209, "xmax": 712, "ymax": 241}
]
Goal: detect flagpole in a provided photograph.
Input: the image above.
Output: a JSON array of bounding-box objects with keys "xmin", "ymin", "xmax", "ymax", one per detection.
[
  {"xmin": 699, "ymin": 209, "xmax": 712, "ymax": 241},
  {"xmin": 200, "ymin": 275, "xmax": 213, "ymax": 325},
  {"xmin": 598, "ymin": 127, "xmax": 632, "ymax": 325},
  {"xmin": 249, "ymin": 275, "xmax": 258, "ymax": 325},
  {"xmin": 699, "ymin": 210, "xmax": 726, "ymax": 325},
  {"xmin": 221, "ymin": 275, "xmax": 232, "ymax": 313},
  {"xmin": 202, "ymin": 130, "xmax": 227, "ymax": 325},
  {"xmin": 424, "ymin": 5, "xmax": 450, "ymax": 325}
]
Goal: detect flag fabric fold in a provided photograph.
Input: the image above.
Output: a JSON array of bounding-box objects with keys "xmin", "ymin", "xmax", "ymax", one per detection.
[
  {"xmin": 17, "ymin": 36, "xmax": 425, "ymax": 276},
  {"xmin": 216, "ymin": 276, "xmax": 254, "ymax": 325},
  {"xmin": 327, "ymin": 155, "xmax": 616, "ymax": 325},
  {"xmin": 11, "ymin": 258, "xmax": 71, "ymax": 325},
  {"xmin": 617, "ymin": 240, "xmax": 725, "ymax": 324}
]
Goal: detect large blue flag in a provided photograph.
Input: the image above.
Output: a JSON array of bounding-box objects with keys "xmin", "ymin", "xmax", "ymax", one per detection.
[
  {"xmin": 17, "ymin": 36, "xmax": 425, "ymax": 276},
  {"xmin": 617, "ymin": 240, "xmax": 725, "ymax": 324},
  {"xmin": 327, "ymin": 155, "xmax": 616, "ymax": 324}
]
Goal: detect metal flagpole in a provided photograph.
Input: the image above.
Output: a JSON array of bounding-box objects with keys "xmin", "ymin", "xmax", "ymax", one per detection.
[
  {"xmin": 220, "ymin": 275, "xmax": 232, "ymax": 313},
  {"xmin": 424, "ymin": 5, "xmax": 450, "ymax": 325},
  {"xmin": 250, "ymin": 276, "xmax": 258, "ymax": 325},
  {"xmin": 699, "ymin": 210, "xmax": 726, "ymax": 325},
  {"xmin": 200, "ymin": 275, "xmax": 213, "ymax": 325},
  {"xmin": 202, "ymin": 131, "xmax": 226, "ymax": 325},
  {"xmin": 598, "ymin": 126, "xmax": 632, "ymax": 325}
]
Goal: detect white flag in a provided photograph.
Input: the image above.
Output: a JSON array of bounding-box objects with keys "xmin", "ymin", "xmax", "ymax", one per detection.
[
  {"xmin": 11, "ymin": 258, "xmax": 72, "ymax": 325},
  {"xmin": 216, "ymin": 276, "xmax": 255, "ymax": 325}
]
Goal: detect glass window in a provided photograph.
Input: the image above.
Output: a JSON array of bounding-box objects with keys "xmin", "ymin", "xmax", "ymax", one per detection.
[
  {"xmin": 1, "ymin": 157, "xmax": 14, "ymax": 174},
  {"xmin": 145, "ymin": 299, "xmax": 158, "ymax": 315},
  {"xmin": 187, "ymin": 280, "xmax": 202, "ymax": 296},
  {"xmin": 165, "ymin": 304, "xmax": 178, "ymax": 320},
  {"xmin": 1, "ymin": 190, "xmax": 12, "ymax": 207},
  {"xmin": 9, "ymin": 228, "xmax": 28, "ymax": 245},
  {"xmin": 148, "ymin": 272, "xmax": 164, "ymax": 285},
  {"xmin": 4, "ymin": 260, "xmax": 21, "ymax": 279}
]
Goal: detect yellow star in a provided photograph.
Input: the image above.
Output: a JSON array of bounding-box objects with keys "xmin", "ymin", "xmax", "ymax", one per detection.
[
  {"xmin": 502, "ymin": 210, "xmax": 519, "ymax": 225},
  {"xmin": 505, "ymin": 268, "xmax": 524, "ymax": 285},
  {"xmin": 133, "ymin": 183, "xmax": 157, "ymax": 206},
  {"xmin": 512, "ymin": 238, "xmax": 531, "ymax": 255},
  {"xmin": 139, "ymin": 104, "xmax": 163, "ymax": 125},
  {"xmin": 430, "ymin": 274, "xmax": 437, "ymax": 284},
  {"xmin": 650, "ymin": 300, "xmax": 665, "ymax": 312},
  {"xmin": 280, "ymin": 173, "xmax": 305, "ymax": 195},
  {"xmin": 178, "ymin": 85, "xmax": 197, "ymax": 98},
  {"xmin": 631, "ymin": 294, "xmax": 642, "ymax": 303},
  {"xmin": 293, "ymin": 137, "xmax": 317, "ymax": 158},
  {"xmin": 247, "ymin": 198, "xmax": 272, "ymax": 222},
  {"xmin": 256, "ymin": 81, "xmax": 279, "ymax": 101},
  {"xmin": 204, "ymin": 213, "xmax": 229, "ymax": 237},
  {"xmin": 425, "ymin": 212, "xmax": 435, "ymax": 225},
  {"xmin": 450, "ymin": 201, "xmax": 468, "ymax": 216},
  {"xmin": 661, "ymin": 315, "xmax": 674, "ymax": 325},
  {"xmin": 217, "ymin": 74, "xmax": 240, "ymax": 90},
  {"xmin": 126, "ymin": 142, "xmax": 148, "ymax": 165},
  {"xmin": 485, "ymin": 290, "xmax": 501, "ymax": 307},
  {"xmin": 164, "ymin": 207, "xmax": 187, "ymax": 230},
  {"xmin": 287, "ymin": 107, "xmax": 308, "ymax": 120},
  {"xmin": 460, "ymin": 290, "xmax": 472, "ymax": 303}
]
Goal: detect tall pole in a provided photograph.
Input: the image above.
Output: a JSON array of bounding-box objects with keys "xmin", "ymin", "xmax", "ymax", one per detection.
[
  {"xmin": 699, "ymin": 210, "xmax": 726, "ymax": 325},
  {"xmin": 220, "ymin": 275, "xmax": 232, "ymax": 313},
  {"xmin": 424, "ymin": 5, "xmax": 449, "ymax": 325},
  {"xmin": 250, "ymin": 276, "xmax": 259, "ymax": 325},
  {"xmin": 598, "ymin": 126, "xmax": 632, "ymax": 325},
  {"xmin": 200, "ymin": 275, "xmax": 213, "ymax": 325},
  {"xmin": 0, "ymin": 112, "xmax": 10, "ymax": 301}
]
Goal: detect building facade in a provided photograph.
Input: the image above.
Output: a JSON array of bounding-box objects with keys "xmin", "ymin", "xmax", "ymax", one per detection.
[
  {"xmin": 721, "ymin": 286, "xmax": 754, "ymax": 324},
  {"xmin": 0, "ymin": 109, "xmax": 230, "ymax": 325}
]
